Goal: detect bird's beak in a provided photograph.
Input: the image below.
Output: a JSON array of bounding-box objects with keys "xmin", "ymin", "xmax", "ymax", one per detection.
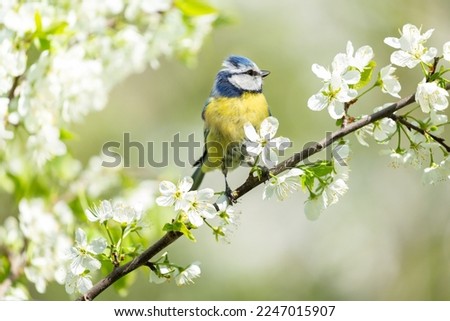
[{"xmin": 260, "ymin": 70, "xmax": 270, "ymax": 78}]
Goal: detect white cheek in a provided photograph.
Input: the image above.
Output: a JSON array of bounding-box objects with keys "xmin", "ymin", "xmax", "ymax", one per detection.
[{"xmin": 229, "ymin": 74, "xmax": 262, "ymax": 91}]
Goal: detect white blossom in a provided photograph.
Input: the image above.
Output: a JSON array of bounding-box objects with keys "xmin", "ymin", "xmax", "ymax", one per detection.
[
  {"xmin": 26, "ymin": 124, "xmax": 67, "ymax": 167},
  {"xmin": 244, "ymin": 116, "xmax": 291, "ymax": 167},
  {"xmin": 2, "ymin": 285, "xmax": 30, "ymax": 301},
  {"xmin": 156, "ymin": 176, "xmax": 193, "ymax": 210},
  {"xmin": 175, "ymin": 263, "xmax": 201, "ymax": 286},
  {"xmin": 64, "ymin": 272, "xmax": 93, "ymax": 295},
  {"xmin": 422, "ymin": 158, "xmax": 450, "ymax": 185},
  {"xmin": 378, "ymin": 65, "xmax": 401, "ymax": 98},
  {"xmin": 112, "ymin": 202, "xmax": 143, "ymax": 225},
  {"xmin": 85, "ymin": 200, "xmax": 114, "ymax": 223},
  {"xmin": 308, "ymin": 53, "xmax": 360, "ymax": 119},
  {"xmin": 415, "ymin": 80, "xmax": 449, "ymax": 113},
  {"xmin": 181, "ymin": 189, "xmax": 217, "ymax": 227},
  {"xmin": 263, "ymin": 168, "xmax": 303, "ymax": 201},
  {"xmin": 67, "ymin": 228, "xmax": 106, "ymax": 275},
  {"xmin": 216, "ymin": 197, "xmax": 237, "ymax": 225},
  {"xmin": 383, "ymin": 149, "xmax": 406, "ymax": 168},
  {"xmin": 18, "ymin": 198, "xmax": 73, "ymax": 293},
  {"xmin": 304, "ymin": 195, "xmax": 326, "ymax": 221},
  {"xmin": 355, "ymin": 123, "xmax": 373, "ymax": 147},
  {"xmin": 384, "ymin": 24, "xmax": 437, "ymax": 68},
  {"xmin": 373, "ymin": 118, "xmax": 397, "ymax": 142},
  {"xmin": 324, "ymin": 177, "xmax": 349, "ymax": 207},
  {"xmin": 345, "ymin": 41, "xmax": 374, "ymax": 72},
  {"xmin": 443, "ymin": 41, "xmax": 450, "ymax": 61},
  {"xmin": 0, "ymin": 37, "xmax": 27, "ymax": 78}
]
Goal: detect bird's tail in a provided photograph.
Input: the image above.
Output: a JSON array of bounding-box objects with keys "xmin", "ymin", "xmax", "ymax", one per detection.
[{"xmin": 191, "ymin": 166, "xmax": 205, "ymax": 191}]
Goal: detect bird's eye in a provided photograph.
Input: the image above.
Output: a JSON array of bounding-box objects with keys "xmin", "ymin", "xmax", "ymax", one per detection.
[{"xmin": 245, "ymin": 70, "xmax": 257, "ymax": 76}]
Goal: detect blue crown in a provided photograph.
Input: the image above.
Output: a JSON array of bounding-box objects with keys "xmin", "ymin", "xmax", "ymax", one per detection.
[{"xmin": 223, "ymin": 55, "xmax": 256, "ymax": 70}]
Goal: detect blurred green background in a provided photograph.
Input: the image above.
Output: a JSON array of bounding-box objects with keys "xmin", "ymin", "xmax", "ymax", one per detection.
[{"xmin": 46, "ymin": 0, "xmax": 450, "ymax": 300}]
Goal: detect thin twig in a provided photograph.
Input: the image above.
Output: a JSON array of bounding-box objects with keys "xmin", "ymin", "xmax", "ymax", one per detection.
[
  {"xmin": 8, "ymin": 76, "xmax": 20, "ymax": 101},
  {"xmin": 389, "ymin": 114, "xmax": 450, "ymax": 152}
]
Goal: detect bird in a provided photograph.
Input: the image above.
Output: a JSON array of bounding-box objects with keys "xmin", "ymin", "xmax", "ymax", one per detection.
[{"xmin": 191, "ymin": 55, "xmax": 271, "ymax": 198}]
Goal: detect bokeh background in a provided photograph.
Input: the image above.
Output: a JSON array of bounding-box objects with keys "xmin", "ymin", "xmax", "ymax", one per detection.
[{"xmin": 43, "ymin": 0, "xmax": 450, "ymax": 300}]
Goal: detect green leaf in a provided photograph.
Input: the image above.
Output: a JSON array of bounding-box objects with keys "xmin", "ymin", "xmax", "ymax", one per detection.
[
  {"xmin": 303, "ymin": 160, "xmax": 334, "ymax": 177},
  {"xmin": 175, "ymin": 0, "xmax": 217, "ymax": 16},
  {"xmin": 162, "ymin": 222, "xmax": 175, "ymax": 232},
  {"xmin": 46, "ymin": 21, "xmax": 69, "ymax": 35},
  {"xmin": 354, "ymin": 60, "xmax": 376, "ymax": 90},
  {"xmin": 60, "ymin": 128, "xmax": 76, "ymax": 141},
  {"xmin": 212, "ymin": 13, "xmax": 236, "ymax": 28},
  {"xmin": 163, "ymin": 221, "xmax": 196, "ymax": 241},
  {"xmin": 0, "ymin": 256, "xmax": 11, "ymax": 283},
  {"xmin": 37, "ymin": 37, "xmax": 51, "ymax": 51},
  {"xmin": 301, "ymin": 174, "xmax": 315, "ymax": 192},
  {"xmin": 34, "ymin": 11, "xmax": 43, "ymax": 33}
]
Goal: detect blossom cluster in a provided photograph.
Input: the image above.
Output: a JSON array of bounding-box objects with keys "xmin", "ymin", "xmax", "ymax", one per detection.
[
  {"xmin": 0, "ymin": 199, "xmax": 73, "ymax": 298},
  {"xmin": 157, "ymin": 176, "xmax": 217, "ymax": 227},
  {"xmin": 0, "ymin": 0, "xmax": 217, "ymax": 167},
  {"xmin": 156, "ymin": 176, "xmax": 237, "ymax": 242},
  {"xmin": 308, "ymin": 23, "xmax": 450, "ymax": 185},
  {"xmin": 0, "ymin": 0, "xmax": 217, "ymax": 299},
  {"xmin": 60, "ymin": 200, "xmax": 144, "ymax": 295},
  {"xmin": 307, "ymin": 41, "xmax": 401, "ymax": 119}
]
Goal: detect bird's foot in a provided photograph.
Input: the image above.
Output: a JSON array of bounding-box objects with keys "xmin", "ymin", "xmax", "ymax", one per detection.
[{"xmin": 224, "ymin": 184, "xmax": 237, "ymax": 204}]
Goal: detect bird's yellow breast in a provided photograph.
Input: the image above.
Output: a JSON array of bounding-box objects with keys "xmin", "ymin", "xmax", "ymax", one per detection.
[{"xmin": 203, "ymin": 92, "xmax": 270, "ymax": 145}]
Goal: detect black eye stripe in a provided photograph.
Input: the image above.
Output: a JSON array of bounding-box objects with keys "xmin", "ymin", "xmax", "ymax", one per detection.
[
  {"xmin": 242, "ymin": 69, "xmax": 257, "ymax": 76},
  {"xmin": 227, "ymin": 69, "xmax": 259, "ymax": 76}
]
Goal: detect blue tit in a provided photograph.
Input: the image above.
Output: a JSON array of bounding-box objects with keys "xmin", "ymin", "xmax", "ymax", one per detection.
[{"xmin": 191, "ymin": 55, "xmax": 271, "ymax": 196}]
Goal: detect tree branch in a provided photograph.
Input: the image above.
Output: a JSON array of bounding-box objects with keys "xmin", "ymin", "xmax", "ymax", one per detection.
[{"xmin": 79, "ymin": 85, "xmax": 450, "ymax": 300}]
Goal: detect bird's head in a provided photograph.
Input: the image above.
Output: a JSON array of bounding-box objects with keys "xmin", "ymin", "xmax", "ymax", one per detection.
[{"xmin": 212, "ymin": 55, "xmax": 270, "ymax": 97}]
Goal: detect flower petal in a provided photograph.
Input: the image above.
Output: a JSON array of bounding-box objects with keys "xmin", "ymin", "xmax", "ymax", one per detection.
[
  {"xmin": 262, "ymin": 146, "xmax": 278, "ymax": 168},
  {"xmin": 187, "ymin": 211, "xmax": 203, "ymax": 227},
  {"xmin": 304, "ymin": 196, "xmax": 325, "ymax": 221},
  {"xmin": 243, "ymin": 122, "xmax": 260, "ymax": 142},
  {"xmin": 273, "ymin": 136, "xmax": 292, "ymax": 151},
  {"xmin": 311, "ymin": 63, "xmax": 331, "ymax": 80},
  {"xmin": 179, "ymin": 176, "xmax": 193, "ymax": 192},
  {"xmin": 75, "ymin": 228, "xmax": 87, "ymax": 246},
  {"xmin": 159, "ymin": 180, "xmax": 176, "ymax": 195},
  {"xmin": 197, "ymin": 188, "xmax": 214, "ymax": 201},
  {"xmin": 384, "ymin": 36, "xmax": 401, "ymax": 49},
  {"xmin": 260, "ymin": 116, "xmax": 279, "ymax": 139},
  {"xmin": 87, "ymin": 237, "xmax": 107, "ymax": 254},
  {"xmin": 156, "ymin": 195, "xmax": 174, "ymax": 207},
  {"xmin": 443, "ymin": 41, "xmax": 450, "ymax": 61},
  {"xmin": 245, "ymin": 142, "xmax": 263, "ymax": 157},
  {"xmin": 307, "ymin": 92, "xmax": 328, "ymax": 111},
  {"xmin": 328, "ymin": 100, "xmax": 345, "ymax": 119}
]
